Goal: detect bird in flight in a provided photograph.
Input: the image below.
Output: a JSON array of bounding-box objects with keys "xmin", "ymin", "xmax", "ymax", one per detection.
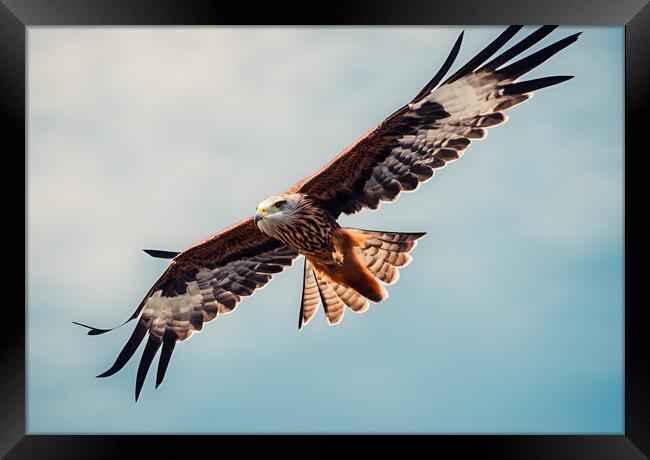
[{"xmin": 75, "ymin": 25, "xmax": 580, "ymax": 401}]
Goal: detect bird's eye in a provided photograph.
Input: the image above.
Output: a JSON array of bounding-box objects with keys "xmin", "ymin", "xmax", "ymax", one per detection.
[{"xmin": 274, "ymin": 200, "xmax": 286, "ymax": 209}]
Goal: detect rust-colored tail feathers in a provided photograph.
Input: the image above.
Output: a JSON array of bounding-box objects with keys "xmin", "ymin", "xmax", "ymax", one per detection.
[{"xmin": 299, "ymin": 228, "xmax": 425, "ymax": 328}]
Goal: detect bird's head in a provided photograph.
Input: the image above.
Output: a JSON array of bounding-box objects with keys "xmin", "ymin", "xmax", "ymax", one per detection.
[{"xmin": 254, "ymin": 193, "xmax": 309, "ymax": 236}]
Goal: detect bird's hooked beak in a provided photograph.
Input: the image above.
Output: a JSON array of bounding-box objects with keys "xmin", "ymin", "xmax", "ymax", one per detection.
[{"xmin": 254, "ymin": 207, "xmax": 267, "ymax": 225}]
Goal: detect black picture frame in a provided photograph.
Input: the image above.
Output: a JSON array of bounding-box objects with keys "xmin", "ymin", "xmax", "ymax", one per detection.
[{"xmin": 4, "ymin": 0, "xmax": 648, "ymax": 457}]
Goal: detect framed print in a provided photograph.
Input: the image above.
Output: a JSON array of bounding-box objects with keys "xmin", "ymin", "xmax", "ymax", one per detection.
[{"xmin": 4, "ymin": 0, "xmax": 648, "ymax": 457}]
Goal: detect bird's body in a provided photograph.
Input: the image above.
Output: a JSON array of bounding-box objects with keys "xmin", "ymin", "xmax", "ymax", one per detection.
[
  {"xmin": 254, "ymin": 193, "xmax": 339, "ymax": 262},
  {"xmin": 75, "ymin": 26, "xmax": 581, "ymax": 401},
  {"xmin": 254, "ymin": 192, "xmax": 421, "ymax": 308}
]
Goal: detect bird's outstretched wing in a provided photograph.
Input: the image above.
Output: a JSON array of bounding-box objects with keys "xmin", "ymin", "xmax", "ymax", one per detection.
[
  {"xmin": 78, "ymin": 218, "xmax": 299, "ymax": 400},
  {"xmin": 288, "ymin": 26, "xmax": 579, "ymax": 217}
]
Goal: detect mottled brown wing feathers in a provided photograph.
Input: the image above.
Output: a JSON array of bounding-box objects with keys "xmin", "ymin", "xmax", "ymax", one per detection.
[
  {"xmin": 92, "ymin": 217, "xmax": 299, "ymax": 400},
  {"xmin": 290, "ymin": 26, "xmax": 578, "ymax": 218}
]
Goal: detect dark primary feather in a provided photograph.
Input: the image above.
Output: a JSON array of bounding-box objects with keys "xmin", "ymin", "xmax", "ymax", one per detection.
[
  {"xmin": 498, "ymin": 32, "xmax": 581, "ymax": 80},
  {"xmin": 503, "ymin": 75, "xmax": 574, "ymax": 95},
  {"xmin": 96, "ymin": 322, "xmax": 148, "ymax": 378},
  {"xmin": 480, "ymin": 25, "xmax": 557, "ymax": 71},
  {"xmin": 143, "ymin": 249, "xmax": 180, "ymax": 259},
  {"xmin": 442, "ymin": 25, "xmax": 522, "ymax": 84},
  {"xmin": 156, "ymin": 333, "xmax": 176, "ymax": 388},
  {"xmin": 411, "ymin": 31, "xmax": 464, "ymax": 103},
  {"xmin": 74, "ymin": 283, "xmax": 160, "ymax": 336},
  {"xmin": 135, "ymin": 337, "xmax": 162, "ymax": 401},
  {"xmin": 73, "ymin": 321, "xmax": 124, "ymax": 336}
]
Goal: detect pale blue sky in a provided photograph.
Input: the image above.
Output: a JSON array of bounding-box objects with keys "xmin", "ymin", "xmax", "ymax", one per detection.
[{"xmin": 27, "ymin": 26, "xmax": 623, "ymax": 433}]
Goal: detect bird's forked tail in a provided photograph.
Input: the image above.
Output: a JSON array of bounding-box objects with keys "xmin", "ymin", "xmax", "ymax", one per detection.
[{"xmin": 299, "ymin": 228, "xmax": 425, "ymax": 329}]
